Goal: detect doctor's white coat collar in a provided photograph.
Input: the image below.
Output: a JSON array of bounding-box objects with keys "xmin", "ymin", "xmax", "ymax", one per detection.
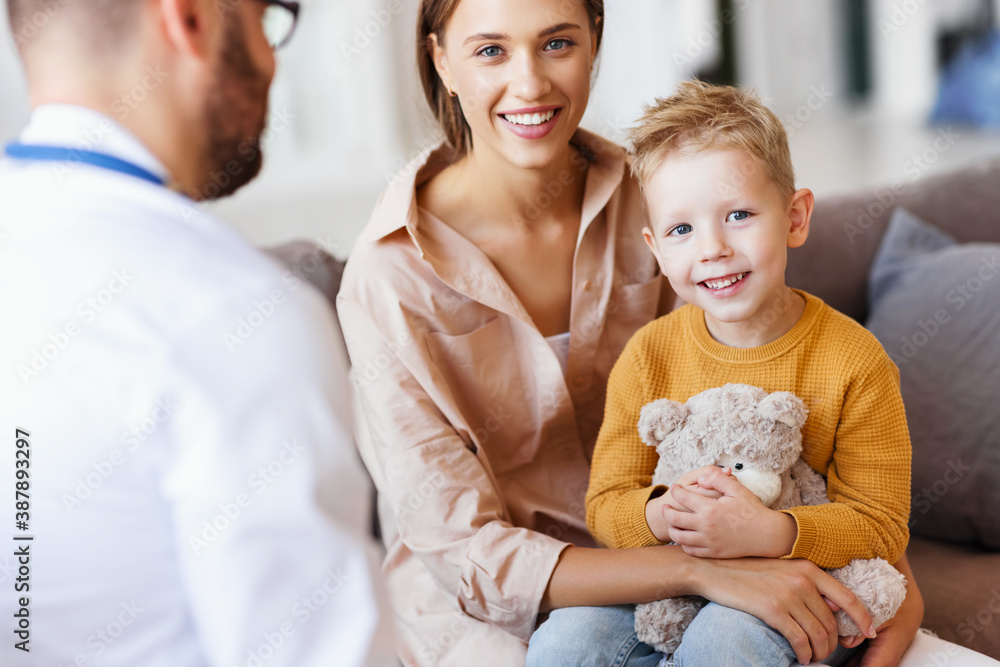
[{"xmin": 18, "ymin": 103, "xmax": 171, "ymax": 186}]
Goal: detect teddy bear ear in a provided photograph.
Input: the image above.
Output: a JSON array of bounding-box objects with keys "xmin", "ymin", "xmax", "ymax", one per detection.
[
  {"xmin": 758, "ymin": 391, "xmax": 808, "ymax": 430},
  {"xmin": 638, "ymin": 399, "xmax": 687, "ymax": 447}
]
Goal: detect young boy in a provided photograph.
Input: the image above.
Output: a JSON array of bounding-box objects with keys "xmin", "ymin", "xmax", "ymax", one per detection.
[{"xmin": 585, "ymin": 81, "xmax": 911, "ymax": 662}]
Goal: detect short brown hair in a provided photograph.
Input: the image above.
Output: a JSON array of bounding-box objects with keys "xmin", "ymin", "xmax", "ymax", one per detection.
[
  {"xmin": 7, "ymin": 0, "xmax": 140, "ymax": 56},
  {"xmin": 628, "ymin": 80, "xmax": 795, "ymax": 199},
  {"xmin": 416, "ymin": 0, "xmax": 604, "ymax": 155}
]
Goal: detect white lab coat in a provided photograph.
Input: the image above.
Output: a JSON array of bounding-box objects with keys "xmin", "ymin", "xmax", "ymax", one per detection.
[{"xmin": 0, "ymin": 104, "xmax": 396, "ymax": 667}]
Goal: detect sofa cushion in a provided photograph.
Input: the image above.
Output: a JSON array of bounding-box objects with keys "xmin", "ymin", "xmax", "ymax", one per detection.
[
  {"xmin": 788, "ymin": 158, "xmax": 1000, "ymax": 323},
  {"xmin": 865, "ymin": 207, "xmax": 1000, "ymax": 548},
  {"xmin": 263, "ymin": 240, "xmax": 345, "ymax": 313},
  {"xmin": 907, "ymin": 536, "xmax": 1000, "ymax": 659}
]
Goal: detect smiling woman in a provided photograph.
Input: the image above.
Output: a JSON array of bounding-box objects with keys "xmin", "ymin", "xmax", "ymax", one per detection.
[
  {"xmin": 416, "ymin": 0, "xmax": 603, "ymax": 157},
  {"xmin": 335, "ymin": 2, "xmax": 920, "ymax": 667}
]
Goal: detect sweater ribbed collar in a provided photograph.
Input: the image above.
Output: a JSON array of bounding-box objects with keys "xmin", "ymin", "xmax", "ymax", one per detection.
[{"xmin": 685, "ymin": 289, "xmax": 824, "ymax": 363}]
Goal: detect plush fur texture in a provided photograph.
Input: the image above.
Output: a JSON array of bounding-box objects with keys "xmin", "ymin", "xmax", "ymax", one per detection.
[{"xmin": 634, "ymin": 384, "xmax": 907, "ymax": 656}]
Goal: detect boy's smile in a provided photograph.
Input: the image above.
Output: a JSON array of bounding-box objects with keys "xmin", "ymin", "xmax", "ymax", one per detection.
[
  {"xmin": 700, "ymin": 271, "xmax": 749, "ymax": 295},
  {"xmin": 642, "ymin": 148, "xmax": 813, "ymax": 348}
]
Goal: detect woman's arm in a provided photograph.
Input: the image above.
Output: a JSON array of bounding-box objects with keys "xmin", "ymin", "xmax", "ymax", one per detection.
[
  {"xmin": 338, "ymin": 295, "xmax": 575, "ymax": 642},
  {"xmin": 542, "ymin": 545, "xmax": 877, "ymax": 665}
]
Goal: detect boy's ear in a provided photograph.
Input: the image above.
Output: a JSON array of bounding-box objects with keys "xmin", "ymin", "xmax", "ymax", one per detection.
[
  {"xmin": 642, "ymin": 225, "xmax": 669, "ymax": 276},
  {"xmin": 787, "ymin": 188, "xmax": 814, "ymax": 249}
]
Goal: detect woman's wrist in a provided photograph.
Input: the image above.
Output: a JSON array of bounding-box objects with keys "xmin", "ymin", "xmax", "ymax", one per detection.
[{"xmin": 676, "ymin": 548, "xmax": 716, "ymax": 598}]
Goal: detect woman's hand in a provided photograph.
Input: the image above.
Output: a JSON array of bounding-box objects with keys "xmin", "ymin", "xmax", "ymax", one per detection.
[
  {"xmin": 841, "ymin": 554, "xmax": 924, "ymax": 667},
  {"xmin": 665, "ymin": 469, "xmax": 798, "ymax": 559},
  {"xmin": 692, "ymin": 556, "xmax": 876, "ymax": 665}
]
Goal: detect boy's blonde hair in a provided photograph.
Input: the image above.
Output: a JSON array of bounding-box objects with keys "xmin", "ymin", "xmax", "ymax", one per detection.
[{"xmin": 629, "ymin": 80, "xmax": 795, "ymax": 199}]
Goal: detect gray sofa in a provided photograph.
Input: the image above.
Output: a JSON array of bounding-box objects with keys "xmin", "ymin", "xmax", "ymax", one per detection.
[
  {"xmin": 786, "ymin": 158, "xmax": 1000, "ymax": 660},
  {"xmin": 269, "ymin": 157, "xmax": 1000, "ymax": 660}
]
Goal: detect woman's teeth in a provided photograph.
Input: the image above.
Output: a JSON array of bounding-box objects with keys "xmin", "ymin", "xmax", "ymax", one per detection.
[
  {"xmin": 704, "ymin": 273, "xmax": 746, "ymax": 290},
  {"xmin": 502, "ymin": 110, "xmax": 557, "ymax": 126}
]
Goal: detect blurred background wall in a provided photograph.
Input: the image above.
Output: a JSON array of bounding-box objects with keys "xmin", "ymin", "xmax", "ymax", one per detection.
[{"xmin": 3, "ymin": 0, "xmax": 1000, "ymax": 256}]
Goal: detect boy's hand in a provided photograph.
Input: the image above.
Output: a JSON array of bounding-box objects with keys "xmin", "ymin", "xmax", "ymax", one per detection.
[
  {"xmin": 668, "ymin": 465, "xmax": 730, "ymax": 497},
  {"xmin": 663, "ymin": 468, "xmax": 798, "ymax": 558}
]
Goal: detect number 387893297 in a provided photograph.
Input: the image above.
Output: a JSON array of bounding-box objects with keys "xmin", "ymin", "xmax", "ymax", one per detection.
[{"xmin": 15, "ymin": 429, "xmax": 31, "ymax": 528}]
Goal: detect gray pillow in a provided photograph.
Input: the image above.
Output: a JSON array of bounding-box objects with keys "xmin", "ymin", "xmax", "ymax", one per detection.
[
  {"xmin": 865, "ymin": 209, "xmax": 1000, "ymax": 549},
  {"xmin": 865, "ymin": 207, "xmax": 1000, "ymax": 549}
]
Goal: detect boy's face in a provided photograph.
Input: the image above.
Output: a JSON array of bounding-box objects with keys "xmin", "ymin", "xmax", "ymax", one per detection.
[{"xmin": 642, "ymin": 148, "xmax": 813, "ymax": 345}]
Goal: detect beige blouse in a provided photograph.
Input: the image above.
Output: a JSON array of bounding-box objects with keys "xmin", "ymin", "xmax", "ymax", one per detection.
[{"xmin": 337, "ymin": 130, "xmax": 670, "ymax": 666}]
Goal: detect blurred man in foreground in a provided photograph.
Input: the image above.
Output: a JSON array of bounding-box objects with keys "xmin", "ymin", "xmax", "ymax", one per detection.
[{"xmin": 0, "ymin": 0, "xmax": 395, "ymax": 664}]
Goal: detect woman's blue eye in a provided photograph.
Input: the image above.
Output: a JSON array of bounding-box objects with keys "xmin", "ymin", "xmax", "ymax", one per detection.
[
  {"xmin": 479, "ymin": 46, "xmax": 502, "ymax": 58},
  {"xmin": 669, "ymin": 224, "xmax": 693, "ymax": 236},
  {"xmin": 546, "ymin": 38, "xmax": 573, "ymax": 51},
  {"xmin": 727, "ymin": 210, "xmax": 751, "ymax": 222}
]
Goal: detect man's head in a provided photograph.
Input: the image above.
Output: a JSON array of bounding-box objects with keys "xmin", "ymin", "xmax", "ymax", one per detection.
[
  {"xmin": 6, "ymin": 0, "xmax": 297, "ymax": 200},
  {"xmin": 629, "ymin": 81, "xmax": 814, "ymax": 346}
]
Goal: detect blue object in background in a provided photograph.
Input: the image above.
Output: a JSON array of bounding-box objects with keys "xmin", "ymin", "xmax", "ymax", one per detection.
[{"xmin": 932, "ymin": 29, "xmax": 1000, "ymax": 128}]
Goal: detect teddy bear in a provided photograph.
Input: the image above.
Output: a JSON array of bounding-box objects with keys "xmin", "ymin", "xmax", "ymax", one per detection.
[{"xmin": 633, "ymin": 383, "xmax": 907, "ymax": 656}]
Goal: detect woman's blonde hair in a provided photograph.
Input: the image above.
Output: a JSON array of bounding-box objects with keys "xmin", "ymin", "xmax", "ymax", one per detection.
[
  {"xmin": 417, "ymin": 0, "xmax": 605, "ymax": 155},
  {"xmin": 628, "ymin": 80, "xmax": 795, "ymax": 199}
]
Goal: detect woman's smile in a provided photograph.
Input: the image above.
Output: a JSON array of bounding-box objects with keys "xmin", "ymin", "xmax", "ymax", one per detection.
[{"xmin": 498, "ymin": 106, "xmax": 562, "ymax": 139}]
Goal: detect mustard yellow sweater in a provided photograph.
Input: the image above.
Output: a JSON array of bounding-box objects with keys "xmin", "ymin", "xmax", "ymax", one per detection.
[{"xmin": 586, "ymin": 291, "xmax": 911, "ymax": 569}]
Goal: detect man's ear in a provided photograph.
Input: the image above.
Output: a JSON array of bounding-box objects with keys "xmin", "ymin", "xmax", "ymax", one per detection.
[
  {"xmin": 161, "ymin": 0, "xmax": 219, "ymax": 59},
  {"xmin": 787, "ymin": 188, "xmax": 813, "ymax": 249},
  {"xmin": 428, "ymin": 33, "xmax": 454, "ymax": 95}
]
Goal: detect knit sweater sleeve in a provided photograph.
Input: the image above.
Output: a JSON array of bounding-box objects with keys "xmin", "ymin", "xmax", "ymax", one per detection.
[
  {"xmin": 585, "ymin": 336, "xmax": 666, "ymax": 548},
  {"xmin": 782, "ymin": 353, "xmax": 911, "ymax": 568}
]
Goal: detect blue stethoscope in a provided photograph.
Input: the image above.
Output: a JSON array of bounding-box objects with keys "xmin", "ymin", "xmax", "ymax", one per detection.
[{"xmin": 4, "ymin": 143, "xmax": 166, "ymax": 187}]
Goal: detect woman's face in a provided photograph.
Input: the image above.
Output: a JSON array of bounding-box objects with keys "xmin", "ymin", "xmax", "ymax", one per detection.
[{"xmin": 432, "ymin": 0, "xmax": 598, "ymax": 170}]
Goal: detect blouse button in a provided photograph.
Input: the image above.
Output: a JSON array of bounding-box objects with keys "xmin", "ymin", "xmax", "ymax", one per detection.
[{"xmin": 582, "ymin": 280, "xmax": 593, "ymax": 291}]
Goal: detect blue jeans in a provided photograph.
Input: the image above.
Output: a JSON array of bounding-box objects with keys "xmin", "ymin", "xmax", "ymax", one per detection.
[
  {"xmin": 673, "ymin": 602, "xmax": 796, "ymax": 666},
  {"xmin": 527, "ymin": 605, "xmax": 662, "ymax": 667},
  {"xmin": 527, "ymin": 602, "xmax": 860, "ymax": 667}
]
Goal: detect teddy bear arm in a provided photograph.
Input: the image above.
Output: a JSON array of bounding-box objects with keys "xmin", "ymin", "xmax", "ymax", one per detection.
[{"xmin": 790, "ymin": 458, "xmax": 830, "ymax": 506}]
